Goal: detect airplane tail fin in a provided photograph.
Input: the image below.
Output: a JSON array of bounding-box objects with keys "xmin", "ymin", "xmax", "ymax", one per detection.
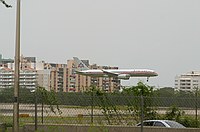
[{"xmin": 73, "ymin": 57, "xmax": 90, "ymax": 71}]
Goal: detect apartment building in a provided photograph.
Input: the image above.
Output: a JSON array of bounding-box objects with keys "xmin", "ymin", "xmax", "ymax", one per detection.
[
  {"xmin": 0, "ymin": 55, "xmax": 37, "ymax": 90},
  {"xmin": 0, "ymin": 54, "xmax": 14, "ymax": 68},
  {"xmin": 0, "ymin": 67, "xmax": 37, "ymax": 90},
  {"xmin": 37, "ymin": 69, "xmax": 51, "ymax": 91},
  {"xmin": 7, "ymin": 55, "xmax": 36, "ymax": 70},
  {"xmin": 67, "ymin": 59, "xmax": 121, "ymax": 92},
  {"xmin": 0, "ymin": 54, "xmax": 121, "ymax": 92},
  {"xmin": 175, "ymin": 71, "xmax": 200, "ymax": 92},
  {"xmin": 5, "ymin": 56, "xmax": 51, "ymax": 91},
  {"xmin": 49, "ymin": 64, "xmax": 67, "ymax": 92},
  {"xmin": 0, "ymin": 67, "xmax": 13, "ymax": 89},
  {"xmin": 89, "ymin": 64, "xmax": 121, "ymax": 92},
  {"xmin": 6, "ymin": 56, "xmax": 48, "ymax": 90},
  {"xmin": 33, "ymin": 61, "xmax": 67, "ymax": 92}
]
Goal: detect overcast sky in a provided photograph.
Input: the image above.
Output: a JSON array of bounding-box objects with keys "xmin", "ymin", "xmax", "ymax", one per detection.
[{"xmin": 1, "ymin": 0, "xmax": 200, "ymax": 87}]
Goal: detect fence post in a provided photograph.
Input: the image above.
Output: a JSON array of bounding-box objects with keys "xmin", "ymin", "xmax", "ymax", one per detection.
[
  {"xmin": 140, "ymin": 95, "xmax": 144, "ymax": 132},
  {"xmin": 195, "ymin": 88, "xmax": 198, "ymax": 127},
  {"xmin": 42, "ymin": 102, "xmax": 44, "ymax": 124},
  {"xmin": 91, "ymin": 89, "xmax": 94, "ymax": 124},
  {"xmin": 35, "ymin": 90, "xmax": 38, "ymax": 131}
]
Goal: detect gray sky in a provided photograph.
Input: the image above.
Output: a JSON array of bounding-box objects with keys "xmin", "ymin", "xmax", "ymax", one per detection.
[{"xmin": 1, "ymin": 0, "xmax": 200, "ymax": 87}]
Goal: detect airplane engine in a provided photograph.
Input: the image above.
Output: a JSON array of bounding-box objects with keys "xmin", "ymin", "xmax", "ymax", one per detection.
[{"xmin": 117, "ymin": 74, "xmax": 130, "ymax": 80}]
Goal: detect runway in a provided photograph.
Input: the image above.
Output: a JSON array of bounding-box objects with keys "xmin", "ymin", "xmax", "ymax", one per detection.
[{"xmin": 0, "ymin": 103, "xmax": 199, "ymax": 117}]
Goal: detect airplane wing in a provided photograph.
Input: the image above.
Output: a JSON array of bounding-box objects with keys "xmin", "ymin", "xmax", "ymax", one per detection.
[{"xmin": 102, "ymin": 70, "xmax": 119, "ymax": 77}]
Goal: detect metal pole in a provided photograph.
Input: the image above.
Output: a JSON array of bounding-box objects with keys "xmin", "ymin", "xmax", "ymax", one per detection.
[
  {"xmin": 91, "ymin": 88, "xmax": 94, "ymax": 124},
  {"xmin": 13, "ymin": 0, "xmax": 20, "ymax": 131},
  {"xmin": 195, "ymin": 88, "xmax": 198, "ymax": 127},
  {"xmin": 35, "ymin": 90, "xmax": 38, "ymax": 131},
  {"xmin": 42, "ymin": 102, "xmax": 44, "ymax": 124},
  {"xmin": 140, "ymin": 95, "xmax": 144, "ymax": 132}
]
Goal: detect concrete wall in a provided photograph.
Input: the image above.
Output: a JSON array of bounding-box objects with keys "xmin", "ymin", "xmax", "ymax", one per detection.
[{"xmin": 23, "ymin": 124, "xmax": 200, "ymax": 132}]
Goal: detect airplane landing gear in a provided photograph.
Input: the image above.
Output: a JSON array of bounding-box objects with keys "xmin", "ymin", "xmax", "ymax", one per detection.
[{"xmin": 147, "ymin": 77, "xmax": 149, "ymax": 82}]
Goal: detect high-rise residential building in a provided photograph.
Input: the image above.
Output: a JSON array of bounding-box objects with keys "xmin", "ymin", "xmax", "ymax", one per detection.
[
  {"xmin": 0, "ymin": 54, "xmax": 14, "ymax": 67},
  {"xmin": 19, "ymin": 68, "xmax": 37, "ymax": 89},
  {"xmin": 4, "ymin": 56, "xmax": 41, "ymax": 89},
  {"xmin": 48, "ymin": 63, "xmax": 67, "ymax": 92},
  {"xmin": 89, "ymin": 64, "xmax": 121, "ymax": 92},
  {"xmin": 0, "ymin": 55, "xmax": 37, "ymax": 90},
  {"xmin": 0, "ymin": 67, "xmax": 13, "ymax": 89},
  {"xmin": 67, "ymin": 59, "xmax": 121, "ymax": 92},
  {"xmin": 66, "ymin": 59, "xmax": 79, "ymax": 92},
  {"xmin": 0, "ymin": 55, "xmax": 121, "ymax": 92},
  {"xmin": 7, "ymin": 55, "xmax": 36, "ymax": 70},
  {"xmin": 37, "ymin": 69, "xmax": 51, "ymax": 91},
  {"xmin": 5, "ymin": 56, "xmax": 50, "ymax": 91},
  {"xmin": 18, "ymin": 59, "xmax": 67, "ymax": 92},
  {"xmin": 175, "ymin": 71, "xmax": 200, "ymax": 92},
  {"xmin": 0, "ymin": 67, "xmax": 37, "ymax": 90}
]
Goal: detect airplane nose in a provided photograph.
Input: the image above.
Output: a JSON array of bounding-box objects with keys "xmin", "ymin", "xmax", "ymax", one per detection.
[{"xmin": 154, "ymin": 72, "xmax": 158, "ymax": 76}]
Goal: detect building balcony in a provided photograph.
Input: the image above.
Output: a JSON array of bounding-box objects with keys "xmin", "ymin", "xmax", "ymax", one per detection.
[
  {"xmin": 70, "ymin": 74, "xmax": 76, "ymax": 77},
  {"xmin": 69, "ymin": 88, "xmax": 76, "ymax": 91}
]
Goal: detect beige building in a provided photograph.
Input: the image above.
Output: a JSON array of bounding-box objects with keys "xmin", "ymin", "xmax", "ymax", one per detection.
[
  {"xmin": 67, "ymin": 59, "xmax": 121, "ymax": 92},
  {"xmin": 1, "ymin": 55, "xmax": 121, "ymax": 92},
  {"xmin": 7, "ymin": 55, "xmax": 36, "ymax": 70},
  {"xmin": 6, "ymin": 56, "xmax": 50, "ymax": 91},
  {"xmin": 0, "ymin": 56, "xmax": 37, "ymax": 90},
  {"xmin": 49, "ymin": 64, "xmax": 67, "ymax": 92},
  {"xmin": 175, "ymin": 71, "xmax": 200, "ymax": 92},
  {"xmin": 37, "ymin": 69, "xmax": 51, "ymax": 91},
  {"xmin": 0, "ymin": 67, "xmax": 37, "ymax": 90}
]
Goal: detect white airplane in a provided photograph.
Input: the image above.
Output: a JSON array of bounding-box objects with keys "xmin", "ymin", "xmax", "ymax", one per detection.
[{"xmin": 73, "ymin": 57, "xmax": 158, "ymax": 81}]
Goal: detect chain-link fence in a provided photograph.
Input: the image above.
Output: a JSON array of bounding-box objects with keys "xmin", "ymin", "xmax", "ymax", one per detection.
[{"xmin": 0, "ymin": 94, "xmax": 200, "ymax": 128}]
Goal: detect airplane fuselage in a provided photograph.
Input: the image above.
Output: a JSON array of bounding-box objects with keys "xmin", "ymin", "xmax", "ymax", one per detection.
[
  {"xmin": 77, "ymin": 69, "xmax": 158, "ymax": 77},
  {"xmin": 73, "ymin": 57, "xmax": 158, "ymax": 80}
]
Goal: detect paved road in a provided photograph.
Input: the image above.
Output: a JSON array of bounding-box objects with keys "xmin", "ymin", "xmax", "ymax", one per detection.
[
  {"xmin": 0, "ymin": 103, "xmax": 200, "ymax": 117},
  {"xmin": 0, "ymin": 103, "xmax": 101, "ymax": 117}
]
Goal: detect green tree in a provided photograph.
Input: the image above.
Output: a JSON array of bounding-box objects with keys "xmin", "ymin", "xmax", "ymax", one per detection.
[
  {"xmin": 86, "ymin": 85, "xmax": 124, "ymax": 125},
  {"xmin": 122, "ymin": 81, "xmax": 154, "ymax": 96},
  {"xmin": 0, "ymin": 87, "xmax": 62, "ymax": 115},
  {"xmin": 165, "ymin": 105, "xmax": 184, "ymax": 121},
  {"xmin": 0, "ymin": 87, "xmax": 34, "ymax": 103},
  {"xmin": 175, "ymin": 90, "xmax": 195, "ymax": 98},
  {"xmin": 37, "ymin": 86, "xmax": 62, "ymax": 115},
  {"xmin": 123, "ymin": 82, "xmax": 159, "ymax": 121},
  {"xmin": 154, "ymin": 87, "xmax": 175, "ymax": 97}
]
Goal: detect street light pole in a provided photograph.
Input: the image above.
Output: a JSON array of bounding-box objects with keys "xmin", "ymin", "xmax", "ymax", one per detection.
[{"xmin": 13, "ymin": 0, "xmax": 20, "ymax": 132}]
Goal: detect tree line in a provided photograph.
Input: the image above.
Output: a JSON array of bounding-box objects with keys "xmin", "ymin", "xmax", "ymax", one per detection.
[
  {"xmin": 0, "ymin": 82, "xmax": 199, "ymax": 106},
  {"xmin": 0, "ymin": 82, "xmax": 200, "ymax": 127}
]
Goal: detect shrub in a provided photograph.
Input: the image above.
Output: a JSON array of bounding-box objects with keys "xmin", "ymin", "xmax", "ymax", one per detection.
[
  {"xmin": 165, "ymin": 105, "xmax": 184, "ymax": 121},
  {"xmin": 179, "ymin": 116, "xmax": 200, "ymax": 128}
]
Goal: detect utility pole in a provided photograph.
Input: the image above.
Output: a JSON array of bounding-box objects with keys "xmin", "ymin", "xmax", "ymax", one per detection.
[{"xmin": 13, "ymin": 0, "xmax": 20, "ymax": 131}]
